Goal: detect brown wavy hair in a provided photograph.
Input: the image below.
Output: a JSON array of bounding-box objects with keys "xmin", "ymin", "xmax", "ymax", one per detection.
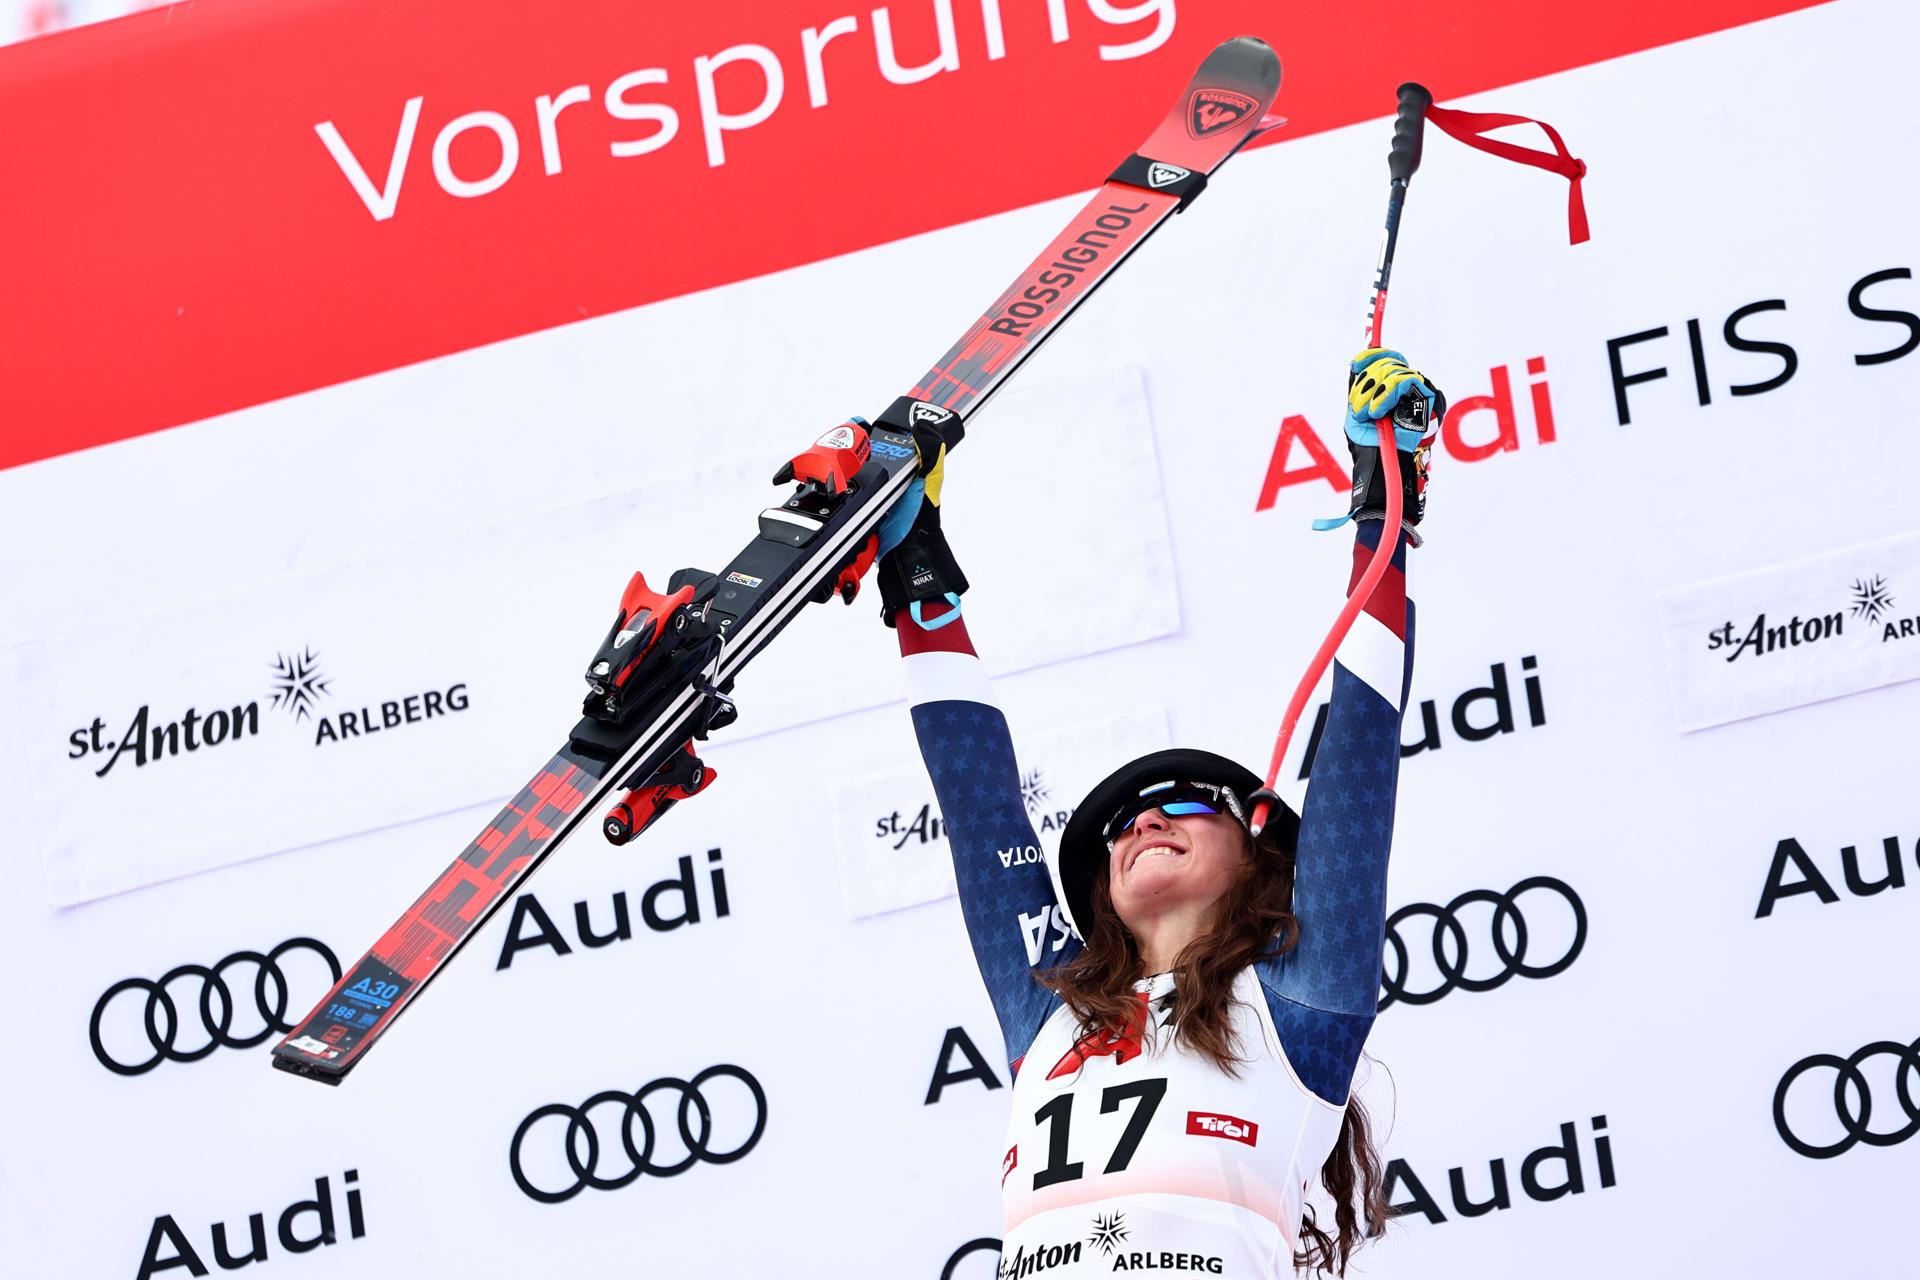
[{"xmin": 1036, "ymin": 822, "xmax": 1388, "ymax": 1276}]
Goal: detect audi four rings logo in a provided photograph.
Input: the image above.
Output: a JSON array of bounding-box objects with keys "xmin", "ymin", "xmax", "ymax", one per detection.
[
  {"xmin": 1773, "ymin": 1035, "xmax": 1920, "ymax": 1159},
  {"xmin": 509, "ymin": 1063, "xmax": 768, "ymax": 1203},
  {"xmin": 89, "ymin": 937, "xmax": 341, "ymax": 1075},
  {"xmin": 1378, "ymin": 877, "xmax": 1587, "ymax": 1009}
]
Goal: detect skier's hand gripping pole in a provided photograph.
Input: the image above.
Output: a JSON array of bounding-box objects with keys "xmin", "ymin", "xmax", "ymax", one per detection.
[{"xmin": 1340, "ymin": 349, "xmax": 1441, "ymax": 535}]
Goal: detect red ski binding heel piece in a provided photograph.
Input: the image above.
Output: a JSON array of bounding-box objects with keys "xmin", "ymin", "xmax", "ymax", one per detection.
[{"xmin": 603, "ymin": 743, "xmax": 716, "ymax": 846}]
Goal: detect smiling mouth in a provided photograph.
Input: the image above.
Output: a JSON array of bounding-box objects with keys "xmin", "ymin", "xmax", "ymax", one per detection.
[{"xmin": 1128, "ymin": 843, "xmax": 1185, "ymax": 872}]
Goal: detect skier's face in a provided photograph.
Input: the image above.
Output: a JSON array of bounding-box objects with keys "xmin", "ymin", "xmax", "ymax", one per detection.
[{"xmin": 1105, "ymin": 803, "xmax": 1250, "ymax": 933}]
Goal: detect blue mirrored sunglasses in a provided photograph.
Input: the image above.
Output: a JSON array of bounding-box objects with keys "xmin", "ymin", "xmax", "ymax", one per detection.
[{"xmin": 1102, "ymin": 779, "xmax": 1246, "ymax": 846}]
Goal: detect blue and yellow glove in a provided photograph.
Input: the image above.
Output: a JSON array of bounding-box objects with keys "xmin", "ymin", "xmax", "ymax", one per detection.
[
  {"xmin": 1345, "ymin": 348, "xmax": 1440, "ymax": 449},
  {"xmin": 1319, "ymin": 347, "xmax": 1443, "ymax": 538},
  {"xmin": 875, "ymin": 423, "xmax": 968, "ymax": 628}
]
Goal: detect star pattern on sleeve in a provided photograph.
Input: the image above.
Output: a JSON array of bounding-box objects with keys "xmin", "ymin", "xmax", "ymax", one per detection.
[
  {"xmin": 909, "ymin": 698, "xmax": 1073, "ymax": 1064},
  {"xmin": 1254, "ymin": 579, "xmax": 1413, "ymax": 1105},
  {"xmin": 1265, "ymin": 990, "xmax": 1373, "ymax": 1105}
]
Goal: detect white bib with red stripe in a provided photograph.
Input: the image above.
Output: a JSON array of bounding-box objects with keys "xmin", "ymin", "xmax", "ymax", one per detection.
[{"xmin": 998, "ymin": 970, "xmax": 1347, "ymax": 1278}]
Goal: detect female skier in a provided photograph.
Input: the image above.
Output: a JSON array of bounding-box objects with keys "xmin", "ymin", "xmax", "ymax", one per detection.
[{"xmin": 871, "ymin": 348, "xmax": 1441, "ymax": 1277}]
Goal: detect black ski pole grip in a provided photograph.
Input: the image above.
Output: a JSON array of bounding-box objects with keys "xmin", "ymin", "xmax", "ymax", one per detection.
[{"xmin": 1389, "ymin": 82, "xmax": 1432, "ymax": 183}]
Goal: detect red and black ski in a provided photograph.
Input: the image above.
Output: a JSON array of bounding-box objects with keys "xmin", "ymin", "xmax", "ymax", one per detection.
[{"xmin": 272, "ymin": 36, "xmax": 1282, "ymax": 1084}]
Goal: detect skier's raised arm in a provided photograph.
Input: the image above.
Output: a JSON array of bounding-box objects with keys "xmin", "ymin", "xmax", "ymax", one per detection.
[
  {"xmin": 1255, "ymin": 348, "xmax": 1439, "ymax": 1100},
  {"xmin": 875, "ymin": 432, "xmax": 1075, "ymax": 1068}
]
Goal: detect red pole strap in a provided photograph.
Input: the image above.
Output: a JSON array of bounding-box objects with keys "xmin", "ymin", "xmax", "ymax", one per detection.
[
  {"xmin": 1424, "ymin": 104, "xmax": 1590, "ymax": 244},
  {"xmin": 1248, "ymin": 434, "xmax": 1403, "ymax": 838}
]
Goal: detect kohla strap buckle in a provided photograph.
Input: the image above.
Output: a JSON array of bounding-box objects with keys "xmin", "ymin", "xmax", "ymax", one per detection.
[
  {"xmin": 878, "ymin": 526, "xmax": 970, "ymax": 628},
  {"xmin": 910, "ymin": 594, "xmax": 964, "ymax": 630}
]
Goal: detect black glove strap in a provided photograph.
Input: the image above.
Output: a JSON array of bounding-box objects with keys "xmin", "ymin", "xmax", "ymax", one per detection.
[
  {"xmin": 1348, "ymin": 386, "xmax": 1441, "ymax": 532},
  {"xmin": 1348, "ymin": 443, "xmax": 1430, "ymax": 544},
  {"xmin": 878, "ymin": 524, "xmax": 970, "ymax": 628}
]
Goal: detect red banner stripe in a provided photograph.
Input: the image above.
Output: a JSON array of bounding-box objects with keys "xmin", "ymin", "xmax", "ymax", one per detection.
[{"xmin": 0, "ymin": 0, "xmax": 1828, "ymax": 469}]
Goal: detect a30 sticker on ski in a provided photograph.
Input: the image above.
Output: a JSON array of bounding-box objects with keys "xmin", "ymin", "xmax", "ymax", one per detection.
[{"xmin": 272, "ymin": 35, "xmax": 1283, "ymax": 1084}]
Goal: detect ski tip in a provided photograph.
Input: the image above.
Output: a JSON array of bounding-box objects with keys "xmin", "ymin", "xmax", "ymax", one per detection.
[
  {"xmin": 1199, "ymin": 35, "xmax": 1282, "ymax": 97},
  {"xmin": 1165, "ymin": 37, "xmax": 1279, "ymax": 148}
]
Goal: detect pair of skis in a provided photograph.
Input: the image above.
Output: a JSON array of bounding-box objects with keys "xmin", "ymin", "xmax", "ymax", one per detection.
[{"xmin": 272, "ymin": 36, "xmax": 1285, "ymax": 1083}]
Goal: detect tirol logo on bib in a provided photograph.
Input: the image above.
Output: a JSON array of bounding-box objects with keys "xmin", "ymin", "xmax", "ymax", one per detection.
[{"xmin": 1187, "ymin": 1111, "xmax": 1259, "ymax": 1147}]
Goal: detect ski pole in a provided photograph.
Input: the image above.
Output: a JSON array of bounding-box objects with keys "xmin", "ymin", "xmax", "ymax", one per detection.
[
  {"xmin": 1251, "ymin": 84, "xmax": 1430, "ymax": 837},
  {"xmin": 1366, "ymin": 83, "xmax": 1432, "ymax": 348}
]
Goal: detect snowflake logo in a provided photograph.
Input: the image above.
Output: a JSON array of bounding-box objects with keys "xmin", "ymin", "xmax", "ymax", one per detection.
[
  {"xmin": 1020, "ymin": 769, "xmax": 1051, "ymax": 815},
  {"xmin": 1088, "ymin": 1211, "xmax": 1129, "ymax": 1256},
  {"xmin": 1850, "ymin": 575, "xmax": 1894, "ymax": 625},
  {"xmin": 269, "ymin": 648, "xmax": 332, "ymax": 722}
]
